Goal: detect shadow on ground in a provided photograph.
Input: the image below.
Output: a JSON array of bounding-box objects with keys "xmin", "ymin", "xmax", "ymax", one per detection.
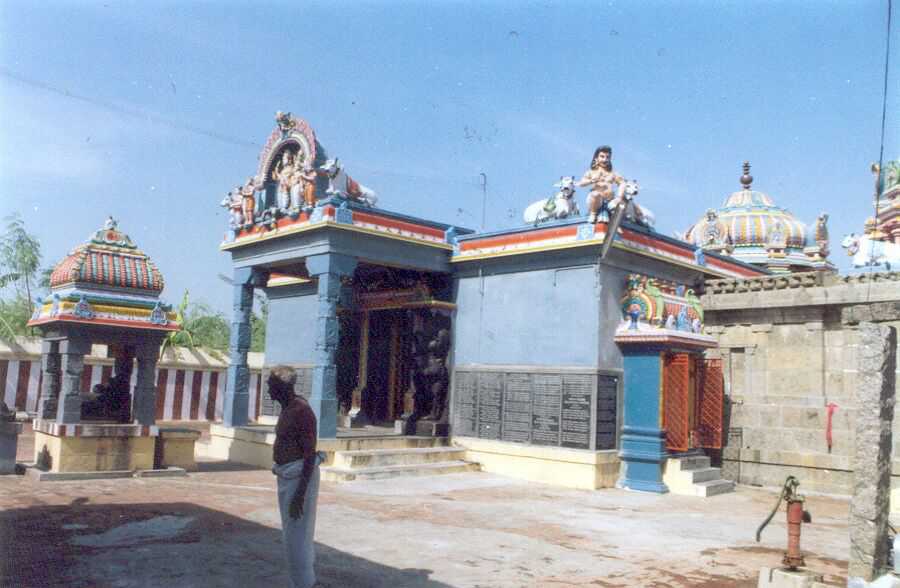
[{"xmin": 1, "ymin": 499, "xmax": 452, "ymax": 588}]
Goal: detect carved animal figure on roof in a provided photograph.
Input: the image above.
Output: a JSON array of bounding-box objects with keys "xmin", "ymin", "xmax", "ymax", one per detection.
[
  {"xmin": 608, "ymin": 181, "xmax": 655, "ymax": 228},
  {"xmin": 319, "ymin": 158, "xmax": 378, "ymax": 207},
  {"xmin": 221, "ymin": 189, "xmax": 244, "ymax": 230},
  {"xmin": 842, "ymin": 233, "xmax": 900, "ymax": 269},
  {"xmin": 522, "ymin": 176, "xmax": 580, "ymax": 225}
]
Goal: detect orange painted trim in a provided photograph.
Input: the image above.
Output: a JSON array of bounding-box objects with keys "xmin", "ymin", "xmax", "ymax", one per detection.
[
  {"xmin": 459, "ymin": 225, "xmax": 579, "ymax": 252},
  {"xmin": 352, "ymin": 210, "xmax": 446, "ymax": 239}
]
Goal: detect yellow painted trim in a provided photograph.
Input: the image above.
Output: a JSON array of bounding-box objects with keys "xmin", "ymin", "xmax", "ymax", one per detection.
[
  {"xmin": 388, "ymin": 318, "xmax": 400, "ymax": 420},
  {"xmin": 453, "ymin": 238, "xmax": 741, "ymax": 278},
  {"xmin": 266, "ymin": 277, "xmax": 313, "ymax": 287},
  {"xmin": 220, "ymin": 220, "xmax": 330, "ymax": 250},
  {"xmin": 659, "ymin": 352, "xmax": 666, "ymax": 430},
  {"xmin": 324, "ymin": 221, "xmax": 454, "ymax": 250},
  {"xmin": 352, "ymin": 312, "xmax": 370, "ymax": 413},
  {"xmin": 220, "ymin": 219, "xmax": 453, "ymax": 251},
  {"xmin": 357, "ymin": 300, "xmax": 457, "ymax": 313}
]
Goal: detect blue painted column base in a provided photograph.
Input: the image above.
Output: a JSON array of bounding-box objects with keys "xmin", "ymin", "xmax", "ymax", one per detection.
[
  {"xmin": 617, "ymin": 425, "xmax": 669, "ymax": 493},
  {"xmin": 616, "ymin": 349, "xmax": 669, "ymax": 494}
]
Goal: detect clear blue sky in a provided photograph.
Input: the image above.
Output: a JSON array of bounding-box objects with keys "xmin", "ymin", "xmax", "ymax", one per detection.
[{"xmin": 1, "ymin": 1, "xmax": 897, "ymax": 314}]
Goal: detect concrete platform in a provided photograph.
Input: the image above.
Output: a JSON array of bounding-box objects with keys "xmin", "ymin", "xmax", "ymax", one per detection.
[{"xmin": 4, "ymin": 425, "xmax": 850, "ymax": 587}]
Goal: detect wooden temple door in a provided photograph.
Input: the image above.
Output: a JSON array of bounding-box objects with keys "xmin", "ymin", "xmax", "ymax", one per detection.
[
  {"xmin": 662, "ymin": 353, "xmax": 691, "ymax": 452},
  {"xmin": 694, "ymin": 358, "xmax": 724, "ymax": 449}
]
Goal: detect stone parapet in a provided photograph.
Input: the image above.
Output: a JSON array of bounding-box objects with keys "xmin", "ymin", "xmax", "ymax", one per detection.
[{"xmin": 702, "ymin": 271, "xmax": 900, "ymax": 313}]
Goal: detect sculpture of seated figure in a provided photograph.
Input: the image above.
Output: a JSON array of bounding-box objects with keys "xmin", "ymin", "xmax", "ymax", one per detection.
[{"xmin": 81, "ymin": 373, "xmax": 132, "ymax": 423}]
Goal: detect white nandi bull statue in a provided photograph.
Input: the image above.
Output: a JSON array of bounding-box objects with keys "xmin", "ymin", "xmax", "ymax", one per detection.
[
  {"xmin": 319, "ymin": 158, "xmax": 378, "ymax": 207},
  {"xmin": 522, "ymin": 176, "xmax": 580, "ymax": 225},
  {"xmin": 842, "ymin": 233, "xmax": 900, "ymax": 269},
  {"xmin": 220, "ymin": 187, "xmax": 244, "ymax": 230},
  {"xmin": 608, "ymin": 181, "xmax": 655, "ymax": 228}
]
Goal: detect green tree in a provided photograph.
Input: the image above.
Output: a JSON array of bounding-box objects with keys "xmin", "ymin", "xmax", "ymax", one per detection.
[
  {"xmin": 160, "ymin": 291, "xmax": 234, "ymax": 358},
  {"xmin": 188, "ymin": 302, "xmax": 231, "ymax": 352},
  {"xmin": 0, "ymin": 213, "xmax": 42, "ymax": 311},
  {"xmin": 0, "ymin": 296, "xmax": 32, "ymax": 342},
  {"xmin": 250, "ymin": 298, "xmax": 267, "ymax": 353},
  {"xmin": 0, "ymin": 214, "xmax": 43, "ymax": 341}
]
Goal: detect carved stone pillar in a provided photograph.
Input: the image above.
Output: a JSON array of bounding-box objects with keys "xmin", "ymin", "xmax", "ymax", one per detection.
[
  {"xmin": 223, "ymin": 268, "xmax": 267, "ymax": 427},
  {"xmin": 848, "ymin": 323, "xmax": 897, "ymax": 581},
  {"xmin": 306, "ymin": 253, "xmax": 357, "ymax": 438},
  {"xmin": 132, "ymin": 343, "xmax": 160, "ymax": 425},
  {"xmin": 38, "ymin": 340, "xmax": 61, "ymax": 420},
  {"xmin": 56, "ymin": 335, "xmax": 91, "ymax": 424}
]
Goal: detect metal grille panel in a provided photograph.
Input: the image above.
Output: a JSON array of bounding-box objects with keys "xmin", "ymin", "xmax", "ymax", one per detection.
[
  {"xmin": 695, "ymin": 358, "xmax": 724, "ymax": 449},
  {"xmin": 663, "ymin": 353, "xmax": 690, "ymax": 452}
]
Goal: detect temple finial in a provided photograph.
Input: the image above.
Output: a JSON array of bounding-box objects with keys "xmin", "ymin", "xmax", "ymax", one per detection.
[{"xmin": 740, "ymin": 161, "xmax": 753, "ymax": 190}]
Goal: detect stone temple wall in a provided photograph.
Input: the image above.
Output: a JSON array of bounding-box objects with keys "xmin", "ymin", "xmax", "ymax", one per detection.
[{"xmin": 701, "ymin": 271, "xmax": 900, "ymax": 495}]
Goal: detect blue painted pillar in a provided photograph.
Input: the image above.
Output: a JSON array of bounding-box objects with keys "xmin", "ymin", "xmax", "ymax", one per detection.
[
  {"xmin": 223, "ymin": 267, "xmax": 265, "ymax": 427},
  {"xmin": 305, "ymin": 253, "xmax": 357, "ymax": 438},
  {"xmin": 617, "ymin": 348, "xmax": 669, "ymax": 493}
]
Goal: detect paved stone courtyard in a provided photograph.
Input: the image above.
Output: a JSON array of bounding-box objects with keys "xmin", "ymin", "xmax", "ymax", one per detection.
[{"xmin": 2, "ymin": 429, "xmax": 852, "ymax": 587}]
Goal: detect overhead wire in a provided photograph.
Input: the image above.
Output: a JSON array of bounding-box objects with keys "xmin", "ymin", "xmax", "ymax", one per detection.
[{"xmin": 865, "ymin": 0, "xmax": 894, "ymax": 300}]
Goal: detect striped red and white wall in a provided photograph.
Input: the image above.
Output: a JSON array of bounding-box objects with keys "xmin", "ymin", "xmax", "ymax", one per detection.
[{"xmin": 0, "ymin": 343, "xmax": 266, "ymax": 423}]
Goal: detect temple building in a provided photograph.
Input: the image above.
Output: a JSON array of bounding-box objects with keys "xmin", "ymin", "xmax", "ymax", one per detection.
[
  {"xmin": 682, "ymin": 162, "xmax": 833, "ymax": 273},
  {"xmin": 209, "ymin": 112, "xmax": 769, "ymax": 495}
]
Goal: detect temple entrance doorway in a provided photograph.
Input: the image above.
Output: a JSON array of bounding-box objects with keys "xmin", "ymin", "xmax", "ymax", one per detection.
[
  {"xmin": 337, "ymin": 309, "xmax": 409, "ymax": 426},
  {"xmin": 335, "ymin": 265, "xmax": 454, "ymax": 435}
]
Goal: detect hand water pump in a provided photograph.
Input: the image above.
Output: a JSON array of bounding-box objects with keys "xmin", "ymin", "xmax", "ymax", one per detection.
[{"xmin": 755, "ymin": 476, "xmax": 812, "ymax": 570}]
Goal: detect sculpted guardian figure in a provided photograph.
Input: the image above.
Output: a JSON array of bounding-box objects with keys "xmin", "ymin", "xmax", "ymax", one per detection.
[{"xmin": 578, "ymin": 146, "xmax": 626, "ymax": 223}]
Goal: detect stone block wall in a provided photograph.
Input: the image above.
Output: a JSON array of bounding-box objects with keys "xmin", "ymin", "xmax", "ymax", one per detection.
[{"xmin": 703, "ymin": 272, "xmax": 900, "ymax": 495}]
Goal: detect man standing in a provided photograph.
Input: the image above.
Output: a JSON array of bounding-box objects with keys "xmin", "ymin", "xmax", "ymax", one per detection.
[{"xmin": 269, "ymin": 365, "xmax": 323, "ymax": 588}]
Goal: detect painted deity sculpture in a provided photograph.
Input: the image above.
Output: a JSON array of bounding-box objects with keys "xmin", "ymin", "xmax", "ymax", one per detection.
[
  {"xmin": 273, "ymin": 151, "xmax": 297, "ymax": 211},
  {"xmin": 619, "ymin": 274, "xmax": 703, "ymax": 333},
  {"xmin": 578, "ymin": 146, "xmax": 626, "ymax": 223},
  {"xmin": 319, "ymin": 158, "xmax": 378, "ymax": 206},
  {"xmin": 240, "ymin": 177, "xmax": 256, "ymax": 226},
  {"xmin": 522, "ymin": 176, "xmax": 580, "ymax": 225},
  {"xmin": 814, "ymin": 212, "xmax": 830, "ymax": 258}
]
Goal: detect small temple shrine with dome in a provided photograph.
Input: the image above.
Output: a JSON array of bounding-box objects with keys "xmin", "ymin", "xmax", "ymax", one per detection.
[
  {"xmin": 682, "ymin": 162, "xmax": 833, "ymax": 274},
  {"xmin": 26, "ymin": 218, "xmax": 179, "ymax": 476}
]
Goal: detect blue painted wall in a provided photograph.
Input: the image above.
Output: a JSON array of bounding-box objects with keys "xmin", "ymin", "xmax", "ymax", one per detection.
[
  {"xmin": 454, "ymin": 264, "xmax": 596, "ymax": 366},
  {"xmin": 263, "ymin": 285, "xmax": 318, "ymax": 365},
  {"xmin": 454, "ymin": 257, "xmax": 630, "ymax": 369}
]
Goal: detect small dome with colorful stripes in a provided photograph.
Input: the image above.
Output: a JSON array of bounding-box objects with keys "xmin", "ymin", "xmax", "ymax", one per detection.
[
  {"xmin": 49, "ymin": 217, "xmax": 164, "ymax": 294},
  {"xmin": 683, "ymin": 163, "xmax": 832, "ymax": 273}
]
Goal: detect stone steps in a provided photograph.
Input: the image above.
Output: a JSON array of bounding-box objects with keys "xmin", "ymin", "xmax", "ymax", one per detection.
[
  {"xmin": 321, "ymin": 460, "xmax": 480, "ymax": 482},
  {"xmin": 694, "ymin": 479, "xmax": 735, "ymax": 497},
  {"xmin": 321, "ymin": 441, "xmax": 480, "ymax": 482},
  {"xmin": 663, "ymin": 454, "xmax": 734, "ymax": 497},
  {"xmin": 331, "ymin": 447, "xmax": 467, "ymax": 469}
]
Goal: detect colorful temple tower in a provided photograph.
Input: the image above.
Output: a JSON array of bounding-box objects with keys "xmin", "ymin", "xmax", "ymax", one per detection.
[{"xmin": 683, "ymin": 162, "xmax": 833, "ymax": 273}]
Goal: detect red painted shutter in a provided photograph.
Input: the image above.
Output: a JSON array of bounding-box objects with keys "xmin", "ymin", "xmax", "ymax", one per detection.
[
  {"xmin": 663, "ymin": 353, "xmax": 691, "ymax": 452},
  {"xmin": 695, "ymin": 358, "xmax": 724, "ymax": 449}
]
